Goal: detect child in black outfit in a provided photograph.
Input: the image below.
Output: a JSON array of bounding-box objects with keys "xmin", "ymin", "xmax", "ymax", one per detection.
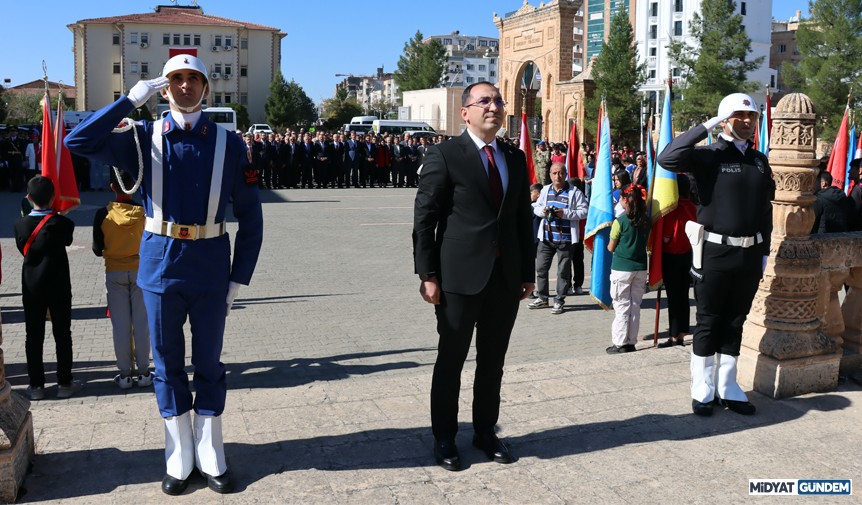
[{"xmin": 13, "ymin": 176, "xmax": 80, "ymax": 400}]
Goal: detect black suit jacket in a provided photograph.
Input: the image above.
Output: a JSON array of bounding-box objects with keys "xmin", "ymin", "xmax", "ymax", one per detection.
[{"xmin": 413, "ymin": 132, "xmax": 534, "ymax": 296}]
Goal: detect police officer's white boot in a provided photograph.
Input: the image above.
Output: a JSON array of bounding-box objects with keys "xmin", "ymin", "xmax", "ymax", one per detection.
[
  {"xmin": 690, "ymin": 353, "xmax": 716, "ymax": 416},
  {"xmin": 715, "ymin": 353, "xmax": 756, "ymax": 415},
  {"xmin": 194, "ymin": 413, "xmax": 233, "ymax": 493},
  {"xmin": 162, "ymin": 412, "xmax": 194, "ymax": 495}
]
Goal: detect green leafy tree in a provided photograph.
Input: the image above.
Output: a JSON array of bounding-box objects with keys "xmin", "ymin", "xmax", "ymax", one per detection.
[
  {"xmin": 584, "ymin": 5, "xmax": 646, "ymax": 146},
  {"xmin": 5, "ymin": 92, "xmax": 73, "ymax": 124},
  {"xmin": 668, "ymin": 0, "xmax": 762, "ymax": 127},
  {"xmin": 783, "ymin": 0, "xmax": 862, "ymax": 142},
  {"xmin": 321, "ymin": 87, "xmax": 364, "ymax": 126},
  {"xmin": 394, "ymin": 31, "xmax": 447, "ymax": 91},
  {"xmin": 0, "ymin": 86, "xmax": 7, "ymax": 123},
  {"xmin": 367, "ymin": 97, "xmax": 397, "ymax": 119},
  {"xmin": 228, "ymin": 103, "xmax": 250, "ymax": 132},
  {"xmin": 265, "ymin": 71, "xmax": 316, "ymax": 128}
]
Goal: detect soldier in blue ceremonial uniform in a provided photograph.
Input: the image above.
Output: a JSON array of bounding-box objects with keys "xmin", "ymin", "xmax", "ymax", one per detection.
[{"xmin": 66, "ymin": 54, "xmax": 263, "ymax": 495}]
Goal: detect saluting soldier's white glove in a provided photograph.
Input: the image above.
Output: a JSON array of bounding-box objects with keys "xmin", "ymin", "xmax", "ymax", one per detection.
[
  {"xmin": 225, "ymin": 281, "xmax": 242, "ymax": 316},
  {"xmin": 702, "ymin": 110, "xmax": 734, "ymax": 131},
  {"xmin": 127, "ymin": 77, "xmax": 169, "ymax": 108}
]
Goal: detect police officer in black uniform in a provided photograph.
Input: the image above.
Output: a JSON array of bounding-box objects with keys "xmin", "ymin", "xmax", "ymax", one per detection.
[
  {"xmin": 657, "ymin": 93, "xmax": 774, "ymax": 417},
  {"xmin": 0, "ymin": 126, "xmax": 30, "ymax": 192}
]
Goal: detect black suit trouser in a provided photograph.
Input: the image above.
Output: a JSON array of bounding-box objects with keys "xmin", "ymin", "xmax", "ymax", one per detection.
[
  {"xmin": 24, "ymin": 290, "xmax": 73, "ymax": 388},
  {"xmin": 431, "ymin": 262, "xmax": 520, "ymax": 440},
  {"xmin": 662, "ymin": 250, "xmax": 693, "ymax": 337}
]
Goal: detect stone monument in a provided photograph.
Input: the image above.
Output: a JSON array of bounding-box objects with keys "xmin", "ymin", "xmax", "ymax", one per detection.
[
  {"xmin": 0, "ymin": 312, "xmax": 34, "ymax": 503},
  {"xmin": 738, "ymin": 93, "xmax": 843, "ymax": 398}
]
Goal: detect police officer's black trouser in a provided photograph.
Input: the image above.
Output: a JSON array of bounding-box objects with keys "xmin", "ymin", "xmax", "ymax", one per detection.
[{"xmin": 691, "ymin": 242, "xmax": 762, "ymax": 357}]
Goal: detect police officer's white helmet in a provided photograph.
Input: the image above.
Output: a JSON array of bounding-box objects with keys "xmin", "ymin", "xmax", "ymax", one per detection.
[
  {"xmin": 717, "ymin": 93, "xmax": 759, "ymax": 119},
  {"xmin": 162, "ymin": 54, "xmax": 208, "ymax": 82}
]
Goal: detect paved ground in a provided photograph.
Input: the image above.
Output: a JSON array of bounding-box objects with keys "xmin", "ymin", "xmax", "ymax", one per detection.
[{"xmin": 1, "ymin": 188, "xmax": 859, "ymax": 504}]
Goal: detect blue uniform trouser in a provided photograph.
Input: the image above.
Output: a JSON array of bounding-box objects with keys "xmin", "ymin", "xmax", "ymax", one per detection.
[{"xmin": 143, "ymin": 288, "xmax": 227, "ymax": 418}]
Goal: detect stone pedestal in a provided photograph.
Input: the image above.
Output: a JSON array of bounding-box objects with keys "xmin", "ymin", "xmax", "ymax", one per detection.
[
  {"xmin": 738, "ymin": 93, "xmax": 842, "ymax": 398},
  {"xmin": 0, "ymin": 312, "xmax": 34, "ymax": 503}
]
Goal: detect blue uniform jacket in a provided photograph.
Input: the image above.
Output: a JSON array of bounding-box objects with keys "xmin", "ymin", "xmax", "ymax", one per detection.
[{"xmin": 65, "ymin": 97, "xmax": 263, "ymax": 294}]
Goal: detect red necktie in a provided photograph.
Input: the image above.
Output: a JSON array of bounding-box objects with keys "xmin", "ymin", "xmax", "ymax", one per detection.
[{"xmin": 483, "ymin": 145, "xmax": 503, "ymax": 211}]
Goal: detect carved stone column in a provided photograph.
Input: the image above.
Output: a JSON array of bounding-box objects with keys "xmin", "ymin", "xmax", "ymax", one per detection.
[
  {"xmin": 0, "ymin": 311, "xmax": 35, "ymax": 503},
  {"xmin": 738, "ymin": 93, "xmax": 843, "ymax": 398}
]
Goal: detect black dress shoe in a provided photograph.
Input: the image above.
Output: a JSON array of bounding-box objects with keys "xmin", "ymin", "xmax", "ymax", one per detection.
[
  {"xmin": 606, "ymin": 344, "xmax": 636, "ymax": 354},
  {"xmin": 717, "ymin": 396, "xmax": 756, "ymax": 415},
  {"xmin": 202, "ymin": 469, "xmax": 234, "ymax": 494},
  {"xmin": 472, "ymin": 431, "xmax": 514, "ymax": 464},
  {"xmin": 657, "ymin": 338, "xmax": 683, "ymax": 348},
  {"xmin": 691, "ymin": 399, "xmax": 714, "ymax": 417},
  {"xmin": 161, "ymin": 474, "xmax": 188, "ymax": 495},
  {"xmin": 434, "ymin": 439, "xmax": 462, "ymax": 471}
]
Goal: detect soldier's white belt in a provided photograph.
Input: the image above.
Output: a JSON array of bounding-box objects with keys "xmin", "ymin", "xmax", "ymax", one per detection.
[
  {"xmin": 704, "ymin": 231, "xmax": 763, "ymax": 248},
  {"xmin": 145, "ymin": 217, "xmax": 226, "ymax": 240}
]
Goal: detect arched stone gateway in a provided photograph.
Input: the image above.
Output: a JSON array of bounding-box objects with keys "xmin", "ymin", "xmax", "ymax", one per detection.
[
  {"xmin": 738, "ymin": 93, "xmax": 862, "ymax": 398},
  {"xmin": 494, "ymin": 0, "xmax": 594, "ymax": 144}
]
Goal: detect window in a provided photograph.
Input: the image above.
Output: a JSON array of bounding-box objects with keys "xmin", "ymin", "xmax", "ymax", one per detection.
[
  {"xmin": 649, "ymin": 69, "xmax": 656, "ymax": 79},
  {"xmin": 224, "ymin": 94, "xmax": 232, "ymax": 104},
  {"xmin": 741, "ymin": 2, "xmax": 747, "ymax": 15},
  {"xmin": 466, "ymin": 77, "xmax": 474, "ymax": 83},
  {"xmin": 214, "ymin": 63, "xmax": 223, "ymax": 74},
  {"xmin": 240, "ymin": 37, "xmax": 248, "ymax": 49},
  {"xmin": 113, "ymin": 62, "xmax": 121, "ymax": 74},
  {"xmin": 778, "ymin": 44, "xmax": 787, "ymax": 53},
  {"xmin": 458, "ymin": 39, "xmax": 466, "ymax": 45},
  {"xmin": 674, "ymin": 0, "xmax": 683, "ymax": 12},
  {"xmin": 141, "ymin": 62, "xmax": 149, "ymax": 74},
  {"xmin": 770, "ymin": 75, "xmax": 775, "ymax": 87},
  {"xmin": 649, "ymin": 47, "xmax": 657, "ymax": 56},
  {"xmin": 183, "ymin": 34, "xmax": 191, "ymax": 46},
  {"xmin": 672, "ymin": 67, "xmax": 681, "ymax": 77},
  {"xmin": 649, "ymin": 25, "xmax": 657, "ymax": 40},
  {"xmin": 225, "ymin": 36, "xmax": 233, "ymax": 48},
  {"xmin": 467, "ymin": 44, "xmax": 474, "ymax": 50},
  {"xmin": 489, "ymin": 40, "xmax": 497, "ymax": 47},
  {"xmin": 130, "ymin": 32, "xmax": 138, "ymax": 44},
  {"xmin": 163, "ymin": 33, "xmax": 170, "ymax": 45},
  {"xmin": 112, "ymin": 33, "xmax": 120, "ymax": 45},
  {"xmin": 173, "ymin": 34, "xmax": 180, "ymax": 45},
  {"xmin": 131, "ymin": 62, "xmax": 139, "ymax": 74},
  {"xmin": 224, "ymin": 64, "xmax": 232, "ymax": 75},
  {"xmin": 480, "ymin": 40, "xmax": 488, "ymax": 46},
  {"xmin": 490, "ymin": 71, "xmax": 496, "ymax": 77},
  {"xmin": 478, "ymin": 64, "xmax": 486, "ymax": 71},
  {"xmin": 443, "ymin": 38, "xmax": 452, "ymax": 45},
  {"xmin": 674, "ymin": 21, "xmax": 683, "ymax": 36},
  {"xmin": 113, "ymin": 91, "xmax": 121, "ymax": 101},
  {"xmin": 240, "ymin": 65, "xmax": 248, "ymax": 77},
  {"xmin": 141, "ymin": 33, "xmax": 149, "ymax": 44},
  {"xmin": 240, "ymin": 93, "xmax": 248, "ymax": 105},
  {"xmin": 213, "ymin": 93, "xmax": 222, "ymax": 105},
  {"xmin": 489, "ymin": 58, "xmax": 496, "ymax": 64},
  {"xmin": 466, "ymin": 64, "xmax": 474, "ymax": 70},
  {"xmin": 650, "ymin": 2, "xmax": 658, "ymax": 16},
  {"xmin": 194, "ymin": 34, "xmax": 201, "ymax": 46},
  {"xmin": 214, "ymin": 35, "xmax": 222, "ymax": 47}
]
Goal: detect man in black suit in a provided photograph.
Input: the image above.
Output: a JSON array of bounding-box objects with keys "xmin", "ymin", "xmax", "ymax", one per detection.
[
  {"xmin": 413, "ymin": 82, "xmax": 535, "ymax": 472},
  {"xmin": 358, "ymin": 133, "xmax": 376, "ymax": 188}
]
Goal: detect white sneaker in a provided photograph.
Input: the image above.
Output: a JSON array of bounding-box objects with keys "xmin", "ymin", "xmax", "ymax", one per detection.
[
  {"xmin": 57, "ymin": 380, "xmax": 83, "ymax": 399},
  {"xmin": 114, "ymin": 374, "xmax": 133, "ymax": 390},
  {"xmin": 528, "ymin": 298, "xmax": 549, "ymax": 309},
  {"xmin": 551, "ymin": 302, "xmax": 564, "ymax": 314},
  {"xmin": 136, "ymin": 372, "xmax": 153, "ymax": 388}
]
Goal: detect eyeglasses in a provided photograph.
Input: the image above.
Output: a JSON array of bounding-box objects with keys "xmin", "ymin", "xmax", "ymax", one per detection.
[{"xmin": 464, "ymin": 97, "xmax": 507, "ymax": 109}]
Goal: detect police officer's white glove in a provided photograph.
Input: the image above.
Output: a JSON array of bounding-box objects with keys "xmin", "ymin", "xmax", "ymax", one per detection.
[
  {"xmin": 702, "ymin": 111, "xmax": 733, "ymax": 132},
  {"xmin": 127, "ymin": 77, "xmax": 169, "ymax": 108},
  {"xmin": 225, "ymin": 281, "xmax": 242, "ymax": 316}
]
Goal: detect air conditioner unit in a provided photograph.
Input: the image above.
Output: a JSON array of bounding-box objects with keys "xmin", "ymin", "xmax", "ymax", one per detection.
[
  {"xmin": 224, "ymin": 45, "xmax": 233, "ymax": 51},
  {"xmin": 140, "ymin": 42, "xmax": 148, "ymax": 48},
  {"xmin": 210, "ymin": 72, "xmax": 221, "ymax": 79},
  {"xmin": 140, "ymin": 72, "xmax": 148, "ymax": 78},
  {"xmin": 212, "ymin": 45, "xmax": 220, "ymax": 52},
  {"xmin": 223, "ymin": 73, "xmax": 232, "ymax": 80}
]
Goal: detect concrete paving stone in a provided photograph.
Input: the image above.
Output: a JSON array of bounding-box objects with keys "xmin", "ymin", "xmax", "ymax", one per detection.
[{"xmin": 389, "ymin": 480, "xmax": 451, "ymax": 505}]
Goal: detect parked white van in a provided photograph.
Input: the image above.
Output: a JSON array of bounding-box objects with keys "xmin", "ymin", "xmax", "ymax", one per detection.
[
  {"xmin": 350, "ymin": 115, "xmax": 378, "ymax": 125},
  {"xmin": 371, "ymin": 120, "xmax": 435, "ymax": 136}
]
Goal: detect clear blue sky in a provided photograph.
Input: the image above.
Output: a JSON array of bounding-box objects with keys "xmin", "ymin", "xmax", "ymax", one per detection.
[{"xmin": 0, "ymin": 0, "xmax": 810, "ymax": 106}]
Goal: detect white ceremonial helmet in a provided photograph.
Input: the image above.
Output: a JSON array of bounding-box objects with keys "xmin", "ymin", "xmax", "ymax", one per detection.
[
  {"xmin": 161, "ymin": 54, "xmax": 208, "ymax": 113},
  {"xmin": 717, "ymin": 93, "xmax": 759, "ymax": 120}
]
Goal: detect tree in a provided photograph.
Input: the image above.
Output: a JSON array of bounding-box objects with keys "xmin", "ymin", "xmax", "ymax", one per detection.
[
  {"xmin": 5, "ymin": 92, "xmax": 73, "ymax": 124},
  {"xmin": 0, "ymin": 86, "xmax": 7, "ymax": 123},
  {"xmin": 367, "ymin": 97, "xmax": 396, "ymax": 119},
  {"xmin": 583, "ymin": 5, "xmax": 646, "ymax": 146},
  {"xmin": 783, "ymin": 0, "xmax": 862, "ymax": 142},
  {"xmin": 394, "ymin": 31, "xmax": 447, "ymax": 92},
  {"xmin": 668, "ymin": 0, "xmax": 762, "ymax": 127},
  {"xmin": 228, "ymin": 103, "xmax": 250, "ymax": 132},
  {"xmin": 321, "ymin": 87, "xmax": 364, "ymax": 126},
  {"xmin": 264, "ymin": 71, "xmax": 316, "ymax": 128}
]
